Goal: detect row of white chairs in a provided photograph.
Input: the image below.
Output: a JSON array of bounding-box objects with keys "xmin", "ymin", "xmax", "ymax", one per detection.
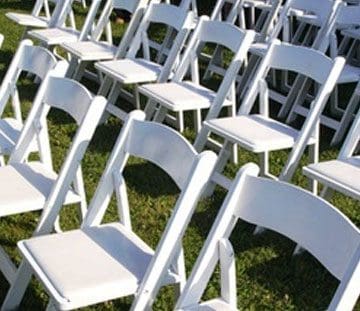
[
  {"xmin": 0, "ymin": 0, "xmax": 358, "ymax": 309},
  {"xmin": 6, "ymin": 0, "xmax": 359, "ymax": 145}
]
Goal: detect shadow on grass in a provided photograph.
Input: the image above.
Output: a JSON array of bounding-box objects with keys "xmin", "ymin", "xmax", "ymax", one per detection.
[
  {"xmin": 0, "ymin": 1, "xmax": 33, "ymax": 12},
  {"xmin": 244, "ymin": 244, "xmax": 338, "ymax": 309},
  {"xmin": 124, "ymin": 161, "xmax": 179, "ymax": 197}
]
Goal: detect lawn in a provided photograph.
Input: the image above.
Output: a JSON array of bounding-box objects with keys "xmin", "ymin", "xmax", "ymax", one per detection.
[{"xmin": 0, "ymin": 1, "xmax": 359, "ymax": 310}]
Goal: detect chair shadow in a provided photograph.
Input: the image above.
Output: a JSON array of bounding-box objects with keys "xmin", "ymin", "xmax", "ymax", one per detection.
[
  {"xmin": 123, "ymin": 161, "xmax": 179, "ymax": 198},
  {"xmin": 0, "ymin": 1, "xmax": 33, "ymax": 11},
  {"xmin": 244, "ymin": 247, "xmax": 338, "ymax": 309}
]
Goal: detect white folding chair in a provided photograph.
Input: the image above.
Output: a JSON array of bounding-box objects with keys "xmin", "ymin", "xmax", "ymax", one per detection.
[
  {"xmin": 175, "ymin": 163, "xmax": 360, "ymax": 310},
  {"xmin": 61, "ymin": 0, "xmax": 151, "ymax": 81},
  {"xmin": 0, "ymin": 34, "xmax": 3, "ymax": 49},
  {"xmin": 203, "ymin": 0, "xmax": 282, "ymax": 81},
  {"xmin": 95, "ymin": 3, "xmax": 195, "ymax": 121},
  {"xmin": 286, "ymin": 3, "xmax": 360, "ymax": 146},
  {"xmin": 303, "ymin": 82, "xmax": 360, "ymax": 201},
  {"xmin": 0, "ymin": 40, "xmax": 58, "ymax": 165},
  {"xmin": 139, "ymin": 17, "xmax": 256, "ymax": 135},
  {"xmin": 194, "ymin": 41, "xmax": 345, "ymax": 195},
  {"xmin": 27, "ymin": 0, "xmax": 103, "ymax": 52},
  {"xmin": 6, "ymin": 0, "xmax": 77, "ymax": 38},
  {"xmin": 2, "ymin": 110, "xmax": 217, "ymax": 311},
  {"xmin": 0, "ymin": 67, "xmax": 107, "ymax": 287},
  {"xmin": 239, "ymin": 0, "xmax": 342, "ymax": 102}
]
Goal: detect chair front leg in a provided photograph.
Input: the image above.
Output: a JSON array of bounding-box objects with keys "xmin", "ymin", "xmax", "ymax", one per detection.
[{"xmin": 1, "ymin": 261, "xmax": 33, "ymax": 311}]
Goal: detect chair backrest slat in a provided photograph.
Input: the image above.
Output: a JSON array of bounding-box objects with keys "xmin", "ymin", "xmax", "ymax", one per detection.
[
  {"xmin": 267, "ymin": 44, "xmax": 336, "ymax": 84},
  {"xmin": 18, "ymin": 45, "xmax": 58, "ymax": 80},
  {"xmin": 126, "ymin": 120, "xmax": 197, "ymax": 190},
  {"xmin": 42, "ymin": 77, "xmax": 93, "ymax": 125},
  {"xmin": 236, "ymin": 175, "xmax": 360, "ymax": 280},
  {"xmin": 198, "ymin": 19, "xmax": 248, "ymax": 54}
]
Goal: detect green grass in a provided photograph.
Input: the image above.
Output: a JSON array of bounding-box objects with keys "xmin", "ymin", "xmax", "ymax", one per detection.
[{"xmin": 0, "ymin": 1, "xmax": 359, "ymax": 310}]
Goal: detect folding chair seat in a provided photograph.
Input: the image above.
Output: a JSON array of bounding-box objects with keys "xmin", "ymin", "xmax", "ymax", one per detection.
[
  {"xmin": 2, "ymin": 111, "xmax": 217, "ymax": 310},
  {"xmin": 94, "ymin": 3, "xmax": 194, "ymax": 121},
  {"xmin": 206, "ymin": 114, "xmax": 317, "ymax": 153},
  {"xmin": 6, "ymin": 0, "xmax": 77, "ymax": 37},
  {"xmin": 303, "ymin": 86, "xmax": 360, "ymax": 201},
  {"xmin": 27, "ymin": 0, "xmax": 102, "ymax": 49},
  {"xmin": 61, "ymin": 0, "xmax": 150, "ymax": 81},
  {"xmin": 139, "ymin": 17, "xmax": 256, "ymax": 134},
  {"xmin": 175, "ymin": 163, "xmax": 360, "ymax": 310},
  {"xmin": 0, "ymin": 67, "xmax": 107, "ymax": 286},
  {"xmin": 194, "ymin": 41, "xmax": 345, "ymax": 195},
  {"xmin": 0, "ymin": 40, "xmax": 58, "ymax": 163}
]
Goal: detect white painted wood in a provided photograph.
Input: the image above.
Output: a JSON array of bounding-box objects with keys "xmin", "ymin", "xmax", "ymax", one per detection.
[
  {"xmin": 95, "ymin": 3, "xmax": 195, "ymax": 120},
  {"xmin": 0, "ymin": 40, "xmax": 58, "ymax": 158},
  {"xmin": 303, "ymin": 92, "xmax": 360, "ymax": 201},
  {"xmin": 62, "ymin": 0, "xmax": 151, "ymax": 80},
  {"xmin": 6, "ymin": 0, "xmax": 79, "ymax": 39},
  {"xmin": 4, "ymin": 110, "xmax": 218, "ymax": 310},
  {"xmin": 196, "ymin": 41, "xmax": 345, "ymax": 198},
  {"xmin": 0, "ymin": 67, "xmax": 107, "ymax": 302},
  {"xmin": 28, "ymin": 0, "xmax": 103, "ymax": 48},
  {"xmin": 175, "ymin": 163, "xmax": 360, "ymax": 310},
  {"xmin": 139, "ymin": 17, "xmax": 256, "ymax": 133}
]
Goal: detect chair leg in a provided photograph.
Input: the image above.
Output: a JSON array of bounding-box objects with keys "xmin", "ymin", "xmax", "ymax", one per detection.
[
  {"xmin": 54, "ymin": 216, "xmax": 62, "ymax": 233},
  {"xmin": 0, "ymin": 246, "xmax": 17, "ymax": 284},
  {"xmin": 66, "ymin": 57, "xmax": 79, "ymax": 78},
  {"xmin": 73, "ymin": 166, "xmax": 87, "ymax": 221},
  {"xmin": 72, "ymin": 61, "xmax": 88, "ymax": 82},
  {"xmin": 1, "ymin": 261, "xmax": 33, "ymax": 311},
  {"xmin": 308, "ymin": 143, "xmax": 319, "ymax": 195},
  {"xmin": 320, "ymin": 186, "xmax": 334, "ymax": 201},
  {"xmin": 0, "ymin": 155, "xmax": 5, "ymax": 166},
  {"xmin": 133, "ymin": 85, "xmax": 141, "ymax": 110},
  {"xmin": 144, "ymin": 100, "xmax": 158, "ymax": 120},
  {"xmin": 153, "ymin": 106, "xmax": 169, "ymax": 124},
  {"xmin": 203, "ymin": 142, "xmax": 232, "ymax": 197},
  {"xmin": 173, "ymin": 247, "xmax": 186, "ymax": 300},
  {"xmin": 45, "ymin": 299, "xmax": 58, "ymax": 311},
  {"xmin": 177, "ymin": 111, "xmax": 184, "ymax": 133},
  {"xmin": 331, "ymin": 93, "xmax": 359, "ymax": 146},
  {"xmin": 259, "ymin": 151, "xmax": 269, "ymax": 177},
  {"xmin": 194, "ymin": 109, "xmax": 201, "ymax": 134}
]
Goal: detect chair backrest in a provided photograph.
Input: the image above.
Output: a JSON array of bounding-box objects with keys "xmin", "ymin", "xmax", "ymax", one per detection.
[
  {"xmin": 175, "ymin": 163, "xmax": 360, "ymax": 310},
  {"xmin": 238, "ymin": 41, "xmax": 345, "ymax": 181},
  {"xmin": 77, "ymin": 110, "xmax": 217, "ymax": 310},
  {"xmin": 211, "ymin": 0, "xmax": 281, "ymax": 40},
  {"xmin": 31, "ymin": 0, "xmax": 57, "ymax": 19},
  {"xmin": 171, "ymin": 17, "xmax": 255, "ymax": 117},
  {"xmin": 44, "ymin": 0, "xmax": 77, "ymax": 28},
  {"xmin": 126, "ymin": 3, "xmax": 194, "ymax": 81},
  {"xmin": 272, "ymin": 0, "xmax": 342, "ymax": 51},
  {"xmin": 338, "ymin": 82, "xmax": 360, "ymax": 160},
  {"xmin": 335, "ymin": 3, "xmax": 360, "ymax": 30},
  {"xmin": 91, "ymin": 0, "xmax": 150, "ymax": 42},
  {"xmin": 76, "ymin": 0, "xmax": 103, "ymax": 41},
  {"xmin": 0, "ymin": 40, "xmax": 58, "ymax": 122}
]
